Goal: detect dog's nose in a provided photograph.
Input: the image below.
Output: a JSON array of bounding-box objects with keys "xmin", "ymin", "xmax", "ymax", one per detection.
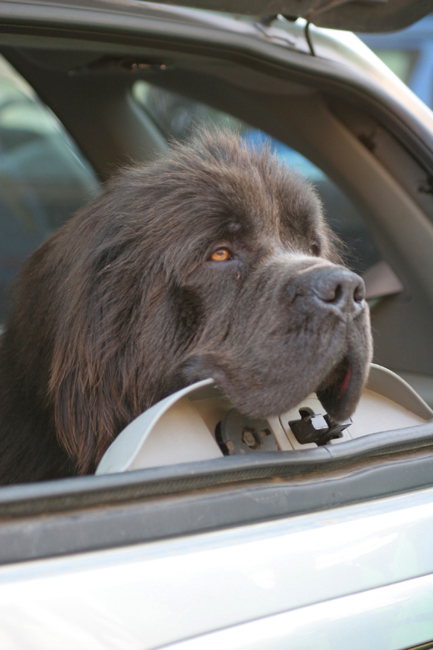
[{"xmin": 312, "ymin": 267, "xmax": 366, "ymax": 317}]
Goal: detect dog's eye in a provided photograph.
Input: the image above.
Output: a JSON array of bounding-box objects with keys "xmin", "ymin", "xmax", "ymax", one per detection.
[
  {"xmin": 210, "ymin": 248, "xmax": 232, "ymax": 262},
  {"xmin": 310, "ymin": 244, "xmax": 320, "ymax": 256}
]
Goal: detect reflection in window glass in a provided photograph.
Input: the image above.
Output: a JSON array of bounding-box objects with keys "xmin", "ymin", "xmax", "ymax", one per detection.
[
  {"xmin": 0, "ymin": 56, "xmax": 100, "ymax": 320},
  {"xmin": 133, "ymin": 81, "xmax": 240, "ymax": 141},
  {"xmin": 133, "ymin": 81, "xmax": 381, "ymax": 275}
]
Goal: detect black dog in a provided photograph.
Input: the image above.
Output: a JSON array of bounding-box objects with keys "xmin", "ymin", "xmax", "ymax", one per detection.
[{"xmin": 0, "ymin": 130, "xmax": 372, "ymax": 484}]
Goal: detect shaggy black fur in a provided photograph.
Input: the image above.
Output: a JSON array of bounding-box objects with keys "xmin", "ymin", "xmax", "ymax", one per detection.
[{"xmin": 0, "ymin": 130, "xmax": 372, "ymax": 484}]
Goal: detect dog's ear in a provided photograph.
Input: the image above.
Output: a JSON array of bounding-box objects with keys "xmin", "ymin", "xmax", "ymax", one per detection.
[
  {"xmin": 48, "ymin": 242, "xmax": 144, "ymax": 475},
  {"xmin": 50, "ymin": 358, "xmax": 131, "ymax": 474},
  {"xmin": 50, "ymin": 324, "xmax": 140, "ymax": 475}
]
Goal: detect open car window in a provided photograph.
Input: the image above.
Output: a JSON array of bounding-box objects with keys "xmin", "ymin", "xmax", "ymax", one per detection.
[{"xmin": 0, "ymin": 33, "xmax": 425, "ymax": 518}]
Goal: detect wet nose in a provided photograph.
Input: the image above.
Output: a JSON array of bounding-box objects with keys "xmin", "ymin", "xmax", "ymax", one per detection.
[{"xmin": 312, "ymin": 267, "xmax": 366, "ymax": 316}]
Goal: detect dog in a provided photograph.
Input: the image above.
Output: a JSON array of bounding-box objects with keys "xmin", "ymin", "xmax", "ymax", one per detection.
[{"xmin": 0, "ymin": 130, "xmax": 372, "ymax": 484}]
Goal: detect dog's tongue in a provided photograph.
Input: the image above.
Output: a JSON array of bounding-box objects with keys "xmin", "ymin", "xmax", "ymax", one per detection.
[{"xmin": 338, "ymin": 364, "xmax": 352, "ymax": 398}]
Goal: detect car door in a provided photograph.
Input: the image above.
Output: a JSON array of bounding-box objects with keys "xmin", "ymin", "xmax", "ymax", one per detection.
[{"xmin": 0, "ymin": 1, "xmax": 432, "ymax": 649}]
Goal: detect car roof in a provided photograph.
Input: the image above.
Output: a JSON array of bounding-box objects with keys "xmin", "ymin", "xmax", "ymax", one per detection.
[{"xmin": 4, "ymin": 0, "xmax": 432, "ymax": 32}]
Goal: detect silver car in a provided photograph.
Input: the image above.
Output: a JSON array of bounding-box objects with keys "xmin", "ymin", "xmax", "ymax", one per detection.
[{"xmin": 0, "ymin": 1, "xmax": 432, "ymax": 648}]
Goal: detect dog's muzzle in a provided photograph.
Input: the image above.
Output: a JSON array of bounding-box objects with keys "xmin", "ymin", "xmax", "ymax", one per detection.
[{"xmin": 181, "ymin": 256, "xmax": 372, "ymax": 423}]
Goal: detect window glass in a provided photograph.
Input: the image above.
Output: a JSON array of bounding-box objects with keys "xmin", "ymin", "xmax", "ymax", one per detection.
[
  {"xmin": 0, "ymin": 56, "xmax": 100, "ymax": 320},
  {"xmin": 133, "ymin": 81, "xmax": 381, "ymax": 276}
]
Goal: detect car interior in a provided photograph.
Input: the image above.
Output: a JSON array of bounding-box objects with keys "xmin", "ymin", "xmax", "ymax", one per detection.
[{"xmin": 0, "ymin": 28, "xmax": 433, "ymax": 475}]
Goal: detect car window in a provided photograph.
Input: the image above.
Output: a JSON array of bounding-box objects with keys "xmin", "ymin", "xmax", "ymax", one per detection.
[
  {"xmin": 0, "ymin": 56, "xmax": 101, "ymax": 321},
  {"xmin": 133, "ymin": 81, "xmax": 382, "ymax": 276}
]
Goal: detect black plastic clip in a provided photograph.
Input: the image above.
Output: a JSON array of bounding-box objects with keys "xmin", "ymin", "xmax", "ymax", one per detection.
[{"xmin": 289, "ymin": 407, "xmax": 352, "ymax": 446}]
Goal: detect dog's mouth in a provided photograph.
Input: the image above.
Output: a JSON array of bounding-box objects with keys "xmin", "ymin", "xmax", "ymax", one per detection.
[
  {"xmin": 316, "ymin": 355, "xmax": 358, "ymax": 421},
  {"xmin": 181, "ymin": 350, "xmax": 364, "ymax": 421}
]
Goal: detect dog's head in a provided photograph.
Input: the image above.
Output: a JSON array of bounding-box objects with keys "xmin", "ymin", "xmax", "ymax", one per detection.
[
  {"xmin": 14, "ymin": 129, "xmax": 372, "ymax": 472},
  {"xmin": 118, "ymin": 130, "xmax": 371, "ymax": 420}
]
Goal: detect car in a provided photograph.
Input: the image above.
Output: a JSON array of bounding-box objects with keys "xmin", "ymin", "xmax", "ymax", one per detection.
[{"xmin": 0, "ymin": 1, "xmax": 433, "ymax": 648}]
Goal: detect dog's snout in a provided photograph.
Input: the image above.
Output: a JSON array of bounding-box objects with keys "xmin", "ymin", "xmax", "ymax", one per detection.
[{"xmin": 312, "ymin": 267, "xmax": 365, "ymax": 316}]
